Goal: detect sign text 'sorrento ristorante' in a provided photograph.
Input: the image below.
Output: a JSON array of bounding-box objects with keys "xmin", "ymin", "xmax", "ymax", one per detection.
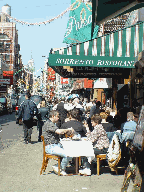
[{"xmin": 49, "ymin": 54, "xmax": 135, "ymax": 68}]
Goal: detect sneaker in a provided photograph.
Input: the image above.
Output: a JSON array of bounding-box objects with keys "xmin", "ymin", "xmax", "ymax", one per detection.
[
  {"xmin": 60, "ymin": 171, "xmax": 67, "ymax": 176},
  {"xmin": 52, "ymin": 165, "xmax": 61, "ymax": 175},
  {"xmin": 79, "ymin": 168, "xmax": 91, "ymax": 176}
]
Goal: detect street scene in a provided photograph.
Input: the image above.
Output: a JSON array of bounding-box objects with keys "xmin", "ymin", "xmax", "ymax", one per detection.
[{"xmin": 0, "ymin": 1, "xmax": 144, "ymax": 192}]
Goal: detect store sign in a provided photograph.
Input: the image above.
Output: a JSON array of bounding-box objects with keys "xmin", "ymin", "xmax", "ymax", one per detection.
[
  {"xmin": 94, "ymin": 78, "xmax": 112, "ymax": 89},
  {"xmin": 49, "ymin": 54, "xmax": 135, "ymax": 69},
  {"xmin": 0, "ymin": 79, "xmax": 10, "ymax": 84},
  {"xmin": 56, "ymin": 58, "xmax": 94, "ymax": 65},
  {"xmin": 61, "ymin": 77, "xmax": 69, "ymax": 84}
]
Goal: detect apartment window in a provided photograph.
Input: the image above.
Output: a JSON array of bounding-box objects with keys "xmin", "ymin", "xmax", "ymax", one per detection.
[
  {"xmin": 0, "ymin": 34, "xmax": 9, "ymax": 39},
  {"xmin": 5, "ymin": 55, "xmax": 10, "ymax": 61},
  {"xmin": 5, "ymin": 43, "xmax": 10, "ymax": 50},
  {"xmin": 0, "ymin": 42, "xmax": 4, "ymax": 50}
]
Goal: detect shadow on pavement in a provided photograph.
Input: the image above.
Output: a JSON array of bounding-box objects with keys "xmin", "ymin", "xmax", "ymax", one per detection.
[{"xmin": 0, "ymin": 112, "xmax": 16, "ymax": 125}]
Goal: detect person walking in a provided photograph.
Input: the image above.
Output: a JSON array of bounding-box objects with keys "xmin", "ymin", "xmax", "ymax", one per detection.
[
  {"xmin": 17, "ymin": 91, "xmax": 38, "ymax": 144},
  {"xmin": 89, "ymin": 100, "xmax": 101, "ymax": 118}
]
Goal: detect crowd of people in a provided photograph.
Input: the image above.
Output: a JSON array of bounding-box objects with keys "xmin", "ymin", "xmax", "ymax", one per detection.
[{"xmin": 17, "ymin": 91, "xmax": 139, "ymax": 176}]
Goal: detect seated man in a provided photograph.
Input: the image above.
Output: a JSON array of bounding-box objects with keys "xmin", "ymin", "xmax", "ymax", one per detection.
[
  {"xmin": 42, "ymin": 110, "xmax": 74, "ymax": 176},
  {"xmin": 60, "ymin": 108, "xmax": 87, "ymax": 137}
]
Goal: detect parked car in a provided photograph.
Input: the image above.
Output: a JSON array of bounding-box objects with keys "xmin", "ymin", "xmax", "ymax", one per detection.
[
  {"xmin": 10, "ymin": 94, "xmax": 17, "ymax": 111},
  {"xmin": 0, "ymin": 102, "xmax": 3, "ymax": 115},
  {"xmin": 0, "ymin": 96, "xmax": 8, "ymax": 115}
]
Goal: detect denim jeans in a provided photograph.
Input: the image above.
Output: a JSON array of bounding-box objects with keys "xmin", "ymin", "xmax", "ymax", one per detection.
[
  {"xmin": 82, "ymin": 148, "xmax": 108, "ymax": 169},
  {"xmin": 23, "ymin": 121, "xmax": 33, "ymax": 142},
  {"xmin": 45, "ymin": 143, "xmax": 70, "ymax": 171}
]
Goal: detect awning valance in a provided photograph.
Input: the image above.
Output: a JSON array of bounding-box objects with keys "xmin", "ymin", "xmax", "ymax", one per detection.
[{"xmin": 49, "ymin": 21, "xmax": 143, "ymax": 68}]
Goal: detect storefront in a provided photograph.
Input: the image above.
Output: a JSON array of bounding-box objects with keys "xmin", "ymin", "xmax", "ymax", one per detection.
[{"xmin": 49, "ymin": 21, "xmax": 143, "ymax": 108}]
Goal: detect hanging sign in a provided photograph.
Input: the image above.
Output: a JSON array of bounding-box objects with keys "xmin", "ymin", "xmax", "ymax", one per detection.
[
  {"xmin": 63, "ymin": 0, "xmax": 93, "ymax": 44},
  {"xmin": 0, "ymin": 79, "xmax": 10, "ymax": 84}
]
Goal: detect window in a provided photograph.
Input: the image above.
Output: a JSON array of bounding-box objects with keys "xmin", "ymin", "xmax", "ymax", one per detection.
[
  {"xmin": 0, "ymin": 34, "xmax": 9, "ymax": 39},
  {"xmin": 0, "ymin": 42, "xmax": 4, "ymax": 50},
  {"xmin": 5, "ymin": 43, "xmax": 10, "ymax": 49},
  {"xmin": 5, "ymin": 55, "xmax": 10, "ymax": 61}
]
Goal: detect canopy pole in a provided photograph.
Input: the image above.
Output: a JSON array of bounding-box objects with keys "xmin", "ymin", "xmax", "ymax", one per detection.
[{"xmin": 112, "ymin": 78, "xmax": 118, "ymax": 112}]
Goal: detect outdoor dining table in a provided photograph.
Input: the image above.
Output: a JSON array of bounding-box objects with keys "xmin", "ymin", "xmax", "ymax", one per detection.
[{"xmin": 60, "ymin": 138, "xmax": 95, "ymax": 175}]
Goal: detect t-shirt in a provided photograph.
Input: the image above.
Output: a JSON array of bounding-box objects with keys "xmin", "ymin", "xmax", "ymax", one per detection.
[
  {"xmin": 102, "ymin": 123, "xmax": 116, "ymax": 132},
  {"xmin": 61, "ymin": 120, "xmax": 87, "ymax": 137},
  {"xmin": 42, "ymin": 119, "xmax": 59, "ymax": 145}
]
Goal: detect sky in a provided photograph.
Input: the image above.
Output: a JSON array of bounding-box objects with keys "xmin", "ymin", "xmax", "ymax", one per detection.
[{"xmin": 0, "ymin": 0, "xmax": 71, "ymax": 76}]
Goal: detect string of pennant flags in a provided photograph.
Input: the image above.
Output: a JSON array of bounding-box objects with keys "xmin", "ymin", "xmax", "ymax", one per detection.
[
  {"xmin": 14, "ymin": 66, "xmax": 48, "ymax": 76},
  {"xmin": 0, "ymin": 1, "xmax": 91, "ymax": 26},
  {"xmin": 0, "ymin": 4, "xmax": 74, "ymax": 26}
]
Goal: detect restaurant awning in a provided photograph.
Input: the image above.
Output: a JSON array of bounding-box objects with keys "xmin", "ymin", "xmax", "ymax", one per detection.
[
  {"xmin": 93, "ymin": 0, "xmax": 144, "ymax": 25},
  {"xmin": 49, "ymin": 21, "xmax": 144, "ymax": 78}
]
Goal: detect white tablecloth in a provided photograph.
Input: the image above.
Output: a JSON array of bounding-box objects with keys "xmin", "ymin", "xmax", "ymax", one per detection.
[{"xmin": 60, "ymin": 140, "xmax": 95, "ymax": 163}]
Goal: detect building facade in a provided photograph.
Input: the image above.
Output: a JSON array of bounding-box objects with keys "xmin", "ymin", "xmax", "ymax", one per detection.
[{"xmin": 0, "ymin": 4, "xmax": 21, "ymax": 95}]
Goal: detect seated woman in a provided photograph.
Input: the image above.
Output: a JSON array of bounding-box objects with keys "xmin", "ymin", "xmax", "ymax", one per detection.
[
  {"xmin": 84, "ymin": 109, "xmax": 93, "ymax": 131},
  {"xmin": 79, "ymin": 115, "xmax": 109, "ymax": 176},
  {"xmin": 61, "ymin": 108, "xmax": 87, "ymax": 137}
]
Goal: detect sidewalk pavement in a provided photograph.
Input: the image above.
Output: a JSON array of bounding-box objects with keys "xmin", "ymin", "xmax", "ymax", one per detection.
[{"xmin": 0, "ymin": 127, "xmax": 132, "ymax": 192}]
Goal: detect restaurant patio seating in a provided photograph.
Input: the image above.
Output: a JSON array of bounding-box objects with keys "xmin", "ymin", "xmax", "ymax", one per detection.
[{"xmin": 40, "ymin": 135, "xmax": 62, "ymax": 176}]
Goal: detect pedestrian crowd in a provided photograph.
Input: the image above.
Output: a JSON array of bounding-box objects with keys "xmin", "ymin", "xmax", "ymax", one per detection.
[{"xmin": 17, "ymin": 91, "xmax": 139, "ymax": 176}]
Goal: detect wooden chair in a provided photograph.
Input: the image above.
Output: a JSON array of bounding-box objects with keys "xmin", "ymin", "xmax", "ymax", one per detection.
[
  {"xmin": 96, "ymin": 154, "xmax": 106, "ymax": 176},
  {"xmin": 40, "ymin": 136, "xmax": 62, "ymax": 176}
]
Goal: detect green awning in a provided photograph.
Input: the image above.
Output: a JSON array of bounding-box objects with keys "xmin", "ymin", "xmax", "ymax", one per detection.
[
  {"xmin": 49, "ymin": 21, "xmax": 144, "ymax": 69},
  {"xmin": 93, "ymin": 0, "xmax": 144, "ymax": 25}
]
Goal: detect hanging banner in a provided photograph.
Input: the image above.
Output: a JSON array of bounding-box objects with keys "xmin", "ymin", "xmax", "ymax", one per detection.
[
  {"xmin": 84, "ymin": 78, "xmax": 93, "ymax": 88},
  {"xmin": 63, "ymin": 0, "xmax": 93, "ymax": 44},
  {"xmin": 48, "ymin": 67, "xmax": 55, "ymax": 80}
]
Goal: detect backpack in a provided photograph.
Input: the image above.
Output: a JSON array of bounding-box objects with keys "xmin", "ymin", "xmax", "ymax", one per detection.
[{"xmin": 22, "ymin": 100, "xmax": 34, "ymax": 121}]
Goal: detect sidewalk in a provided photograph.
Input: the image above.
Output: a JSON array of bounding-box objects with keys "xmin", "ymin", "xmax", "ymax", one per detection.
[{"xmin": 0, "ymin": 127, "xmax": 131, "ymax": 192}]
